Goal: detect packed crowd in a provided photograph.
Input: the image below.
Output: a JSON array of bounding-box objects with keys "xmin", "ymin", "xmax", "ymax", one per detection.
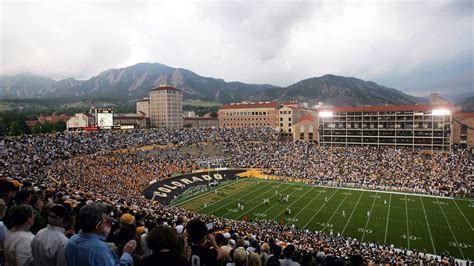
[
  {"xmin": 218, "ymin": 142, "xmax": 472, "ymax": 197},
  {"xmin": 0, "ymin": 177, "xmax": 461, "ymax": 266},
  {"xmin": 0, "ymin": 128, "xmax": 471, "ymax": 266}
]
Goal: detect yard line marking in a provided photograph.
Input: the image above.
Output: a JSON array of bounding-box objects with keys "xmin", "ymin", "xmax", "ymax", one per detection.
[
  {"xmin": 342, "ymin": 191, "xmax": 364, "ymax": 235},
  {"xmin": 292, "ymin": 188, "xmax": 325, "ymax": 219},
  {"xmin": 420, "ymin": 196, "xmax": 437, "ymax": 255},
  {"xmin": 235, "ymin": 183, "xmax": 298, "ymax": 219},
  {"xmin": 451, "ymin": 199, "xmax": 473, "ymax": 230},
  {"xmin": 321, "ymin": 191, "xmax": 350, "ymax": 232},
  {"xmin": 268, "ymin": 186, "xmax": 316, "ymax": 221},
  {"xmin": 384, "ymin": 194, "xmax": 392, "ymax": 244},
  {"xmin": 193, "ymin": 180, "xmax": 259, "ymax": 210},
  {"xmin": 437, "ymin": 199, "xmax": 465, "ymax": 259},
  {"xmin": 207, "ymin": 182, "xmax": 274, "ymax": 214},
  {"xmin": 303, "ymin": 188, "xmax": 339, "ymax": 229},
  {"xmin": 176, "ymin": 179, "xmax": 246, "ymax": 206},
  {"xmin": 404, "ymin": 195, "xmax": 410, "ymax": 249},
  {"xmin": 361, "ymin": 192, "xmax": 378, "ymax": 242}
]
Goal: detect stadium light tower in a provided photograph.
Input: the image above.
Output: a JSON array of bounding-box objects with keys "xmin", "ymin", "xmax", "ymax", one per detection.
[
  {"xmin": 319, "ymin": 111, "xmax": 333, "ymax": 118},
  {"xmin": 432, "ymin": 109, "xmax": 450, "ymax": 116}
]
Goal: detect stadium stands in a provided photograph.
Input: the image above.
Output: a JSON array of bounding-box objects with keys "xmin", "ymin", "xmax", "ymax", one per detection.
[{"xmin": 0, "ymin": 128, "xmax": 471, "ymax": 265}]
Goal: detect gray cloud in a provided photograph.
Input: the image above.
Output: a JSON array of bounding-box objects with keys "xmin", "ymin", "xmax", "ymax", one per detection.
[{"xmin": 1, "ymin": 0, "xmax": 472, "ymax": 97}]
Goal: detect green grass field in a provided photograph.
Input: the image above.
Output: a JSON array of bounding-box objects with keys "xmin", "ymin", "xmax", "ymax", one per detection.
[{"xmin": 175, "ymin": 178, "xmax": 474, "ymax": 260}]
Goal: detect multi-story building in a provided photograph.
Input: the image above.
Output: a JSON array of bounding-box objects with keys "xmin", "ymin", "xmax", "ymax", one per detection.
[
  {"xmin": 136, "ymin": 97, "xmax": 150, "ymax": 118},
  {"xmin": 66, "ymin": 113, "xmax": 95, "ymax": 130},
  {"xmin": 113, "ymin": 113, "xmax": 147, "ymax": 129},
  {"xmin": 293, "ymin": 111, "xmax": 318, "ymax": 142},
  {"xmin": 149, "ymin": 86, "xmax": 183, "ymax": 128},
  {"xmin": 453, "ymin": 112, "xmax": 474, "ymax": 149},
  {"xmin": 278, "ymin": 104, "xmax": 301, "ymax": 134},
  {"xmin": 183, "ymin": 117, "xmax": 219, "ymax": 128},
  {"xmin": 317, "ymin": 104, "xmax": 458, "ymax": 151},
  {"xmin": 218, "ymin": 102, "xmax": 279, "ymax": 128}
]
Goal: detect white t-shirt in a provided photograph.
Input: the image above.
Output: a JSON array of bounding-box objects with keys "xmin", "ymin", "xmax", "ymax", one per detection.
[{"xmin": 4, "ymin": 230, "xmax": 35, "ymax": 266}]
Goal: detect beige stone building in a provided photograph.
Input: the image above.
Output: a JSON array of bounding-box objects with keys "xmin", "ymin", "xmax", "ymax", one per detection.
[
  {"xmin": 218, "ymin": 102, "xmax": 279, "ymax": 128},
  {"xmin": 278, "ymin": 103, "xmax": 302, "ymax": 134},
  {"xmin": 136, "ymin": 97, "xmax": 150, "ymax": 118},
  {"xmin": 149, "ymin": 86, "xmax": 183, "ymax": 128}
]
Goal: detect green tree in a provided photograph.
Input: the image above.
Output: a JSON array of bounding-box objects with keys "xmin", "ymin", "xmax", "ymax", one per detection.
[
  {"xmin": 32, "ymin": 123, "xmax": 43, "ymax": 134},
  {"xmin": 41, "ymin": 121, "xmax": 53, "ymax": 133},
  {"xmin": 53, "ymin": 121, "xmax": 66, "ymax": 132},
  {"xmin": 9, "ymin": 122, "xmax": 22, "ymax": 136}
]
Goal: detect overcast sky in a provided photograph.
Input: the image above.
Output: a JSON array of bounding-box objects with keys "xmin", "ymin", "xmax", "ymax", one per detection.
[{"xmin": 1, "ymin": 0, "xmax": 472, "ymax": 97}]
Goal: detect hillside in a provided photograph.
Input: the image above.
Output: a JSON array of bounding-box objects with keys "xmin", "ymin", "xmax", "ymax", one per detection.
[
  {"xmin": 0, "ymin": 63, "xmax": 277, "ymax": 103},
  {"xmin": 1, "ymin": 63, "xmax": 426, "ymax": 106},
  {"xmin": 251, "ymin": 74, "xmax": 421, "ymax": 106},
  {"xmin": 458, "ymin": 96, "xmax": 474, "ymax": 112}
]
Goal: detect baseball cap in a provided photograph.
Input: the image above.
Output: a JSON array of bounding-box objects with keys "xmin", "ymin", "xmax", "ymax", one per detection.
[{"xmin": 120, "ymin": 213, "xmax": 135, "ymax": 225}]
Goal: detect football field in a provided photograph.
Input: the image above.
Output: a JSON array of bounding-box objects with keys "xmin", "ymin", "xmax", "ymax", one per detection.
[{"xmin": 175, "ymin": 178, "xmax": 474, "ymax": 260}]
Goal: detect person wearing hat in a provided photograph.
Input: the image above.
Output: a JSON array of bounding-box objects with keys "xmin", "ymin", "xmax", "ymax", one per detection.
[
  {"xmin": 65, "ymin": 203, "xmax": 137, "ymax": 266},
  {"xmin": 120, "ymin": 213, "xmax": 136, "ymax": 225},
  {"xmin": 31, "ymin": 204, "xmax": 70, "ymax": 266}
]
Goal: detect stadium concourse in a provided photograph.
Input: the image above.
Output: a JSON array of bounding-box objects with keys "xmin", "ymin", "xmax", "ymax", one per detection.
[{"xmin": 0, "ymin": 128, "xmax": 472, "ymax": 265}]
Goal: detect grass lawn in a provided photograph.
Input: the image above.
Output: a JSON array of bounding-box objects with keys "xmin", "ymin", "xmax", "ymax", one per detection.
[{"xmin": 175, "ymin": 178, "xmax": 474, "ymax": 260}]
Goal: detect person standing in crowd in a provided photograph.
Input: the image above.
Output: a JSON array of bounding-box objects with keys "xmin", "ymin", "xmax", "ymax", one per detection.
[
  {"xmin": 0, "ymin": 199, "xmax": 9, "ymax": 265},
  {"xmin": 138, "ymin": 225, "xmax": 188, "ymax": 266},
  {"xmin": 186, "ymin": 218, "xmax": 219, "ymax": 266},
  {"xmin": 279, "ymin": 244, "xmax": 300, "ymax": 266},
  {"xmin": 65, "ymin": 203, "xmax": 137, "ymax": 266},
  {"xmin": 3, "ymin": 205, "xmax": 35, "ymax": 266},
  {"xmin": 31, "ymin": 204, "xmax": 70, "ymax": 266}
]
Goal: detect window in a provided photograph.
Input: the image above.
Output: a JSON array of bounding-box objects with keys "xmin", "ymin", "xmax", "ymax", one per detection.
[
  {"xmin": 288, "ymin": 117, "xmax": 291, "ymax": 121},
  {"xmin": 300, "ymin": 125, "xmax": 305, "ymax": 133},
  {"xmin": 280, "ymin": 118, "xmax": 283, "ymax": 121}
]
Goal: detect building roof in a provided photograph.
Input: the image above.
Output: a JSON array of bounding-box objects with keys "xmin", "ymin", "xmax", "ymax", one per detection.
[
  {"xmin": 150, "ymin": 86, "xmax": 180, "ymax": 92},
  {"xmin": 318, "ymin": 104, "xmax": 459, "ymax": 113},
  {"xmin": 183, "ymin": 117, "xmax": 218, "ymax": 120},
  {"xmin": 454, "ymin": 112, "xmax": 474, "ymax": 121},
  {"xmin": 296, "ymin": 112, "xmax": 317, "ymax": 123},
  {"xmin": 220, "ymin": 102, "xmax": 280, "ymax": 109}
]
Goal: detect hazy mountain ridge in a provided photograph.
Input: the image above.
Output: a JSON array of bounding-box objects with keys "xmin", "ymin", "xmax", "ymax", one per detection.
[
  {"xmin": 250, "ymin": 74, "xmax": 422, "ymax": 106},
  {"xmin": 0, "ymin": 63, "xmax": 277, "ymax": 103},
  {"xmin": 458, "ymin": 96, "xmax": 474, "ymax": 112},
  {"xmin": 0, "ymin": 63, "xmax": 445, "ymax": 106}
]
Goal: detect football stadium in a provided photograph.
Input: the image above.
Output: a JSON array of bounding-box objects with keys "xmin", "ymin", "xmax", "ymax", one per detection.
[{"xmin": 1, "ymin": 127, "xmax": 473, "ymax": 265}]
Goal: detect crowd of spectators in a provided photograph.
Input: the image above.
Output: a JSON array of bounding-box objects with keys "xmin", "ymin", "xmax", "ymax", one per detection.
[{"xmin": 0, "ymin": 128, "xmax": 471, "ymax": 265}]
